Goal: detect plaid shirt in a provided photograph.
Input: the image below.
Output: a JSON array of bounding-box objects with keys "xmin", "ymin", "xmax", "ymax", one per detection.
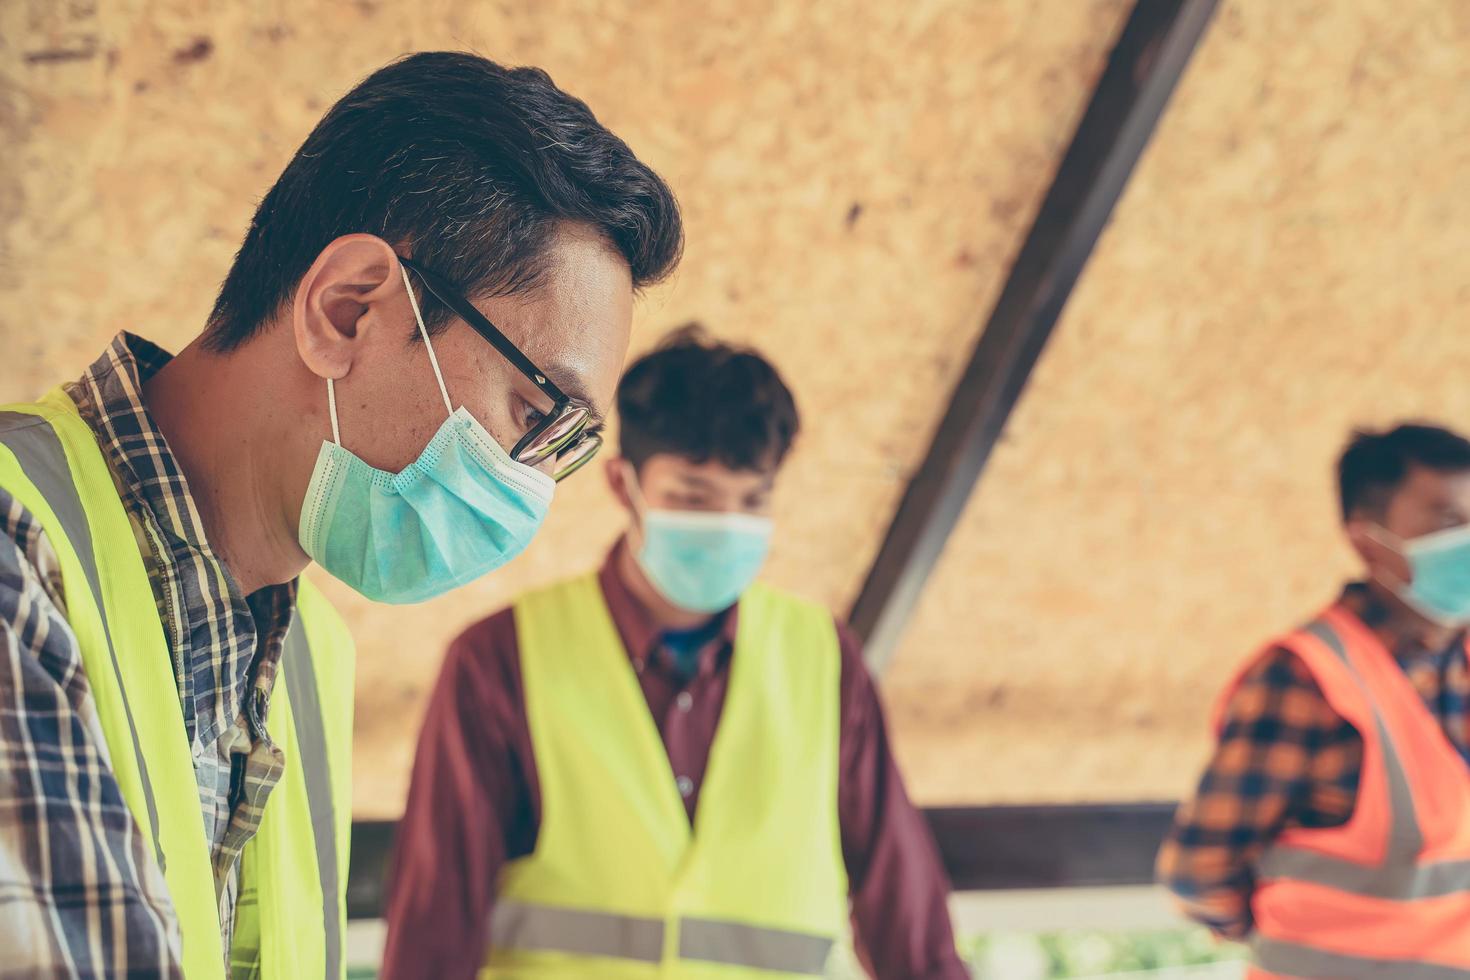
[
  {"xmin": 1159, "ymin": 583, "xmax": 1470, "ymax": 939},
  {"xmin": 0, "ymin": 333, "xmax": 295, "ymax": 978}
]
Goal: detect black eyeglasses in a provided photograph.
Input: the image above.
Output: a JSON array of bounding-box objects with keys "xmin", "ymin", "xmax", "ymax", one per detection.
[{"xmin": 397, "ymin": 255, "xmax": 602, "ymax": 482}]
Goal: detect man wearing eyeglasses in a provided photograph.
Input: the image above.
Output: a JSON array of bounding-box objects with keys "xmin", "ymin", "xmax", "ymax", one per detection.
[
  {"xmin": 382, "ymin": 327, "xmax": 967, "ymax": 980},
  {"xmin": 0, "ymin": 52, "xmax": 680, "ymax": 978}
]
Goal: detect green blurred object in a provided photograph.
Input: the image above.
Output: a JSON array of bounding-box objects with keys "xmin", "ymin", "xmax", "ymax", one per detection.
[
  {"xmin": 965, "ymin": 928, "xmax": 1246, "ymax": 979},
  {"xmin": 344, "ymin": 927, "xmax": 1245, "ymax": 979}
]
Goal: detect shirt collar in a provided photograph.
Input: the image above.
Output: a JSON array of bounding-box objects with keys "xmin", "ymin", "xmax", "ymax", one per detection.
[
  {"xmin": 1340, "ymin": 581, "xmax": 1466, "ymax": 663},
  {"xmin": 598, "ymin": 536, "xmax": 740, "ymax": 671},
  {"xmin": 66, "ymin": 332, "xmax": 201, "ymax": 550},
  {"xmin": 66, "ymin": 332, "xmax": 295, "ymax": 746}
]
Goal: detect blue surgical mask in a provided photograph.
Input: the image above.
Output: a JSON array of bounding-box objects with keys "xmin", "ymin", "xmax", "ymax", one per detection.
[
  {"xmin": 1374, "ymin": 524, "xmax": 1470, "ymax": 626},
  {"xmin": 297, "ymin": 265, "xmax": 555, "ymax": 604},
  {"xmin": 625, "ymin": 467, "xmax": 773, "ymax": 613}
]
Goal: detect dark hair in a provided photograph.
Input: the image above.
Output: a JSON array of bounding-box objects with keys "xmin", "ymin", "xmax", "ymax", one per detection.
[
  {"xmin": 618, "ymin": 324, "xmax": 800, "ymax": 473},
  {"xmin": 204, "ymin": 51, "xmax": 682, "ymax": 350},
  {"xmin": 1338, "ymin": 423, "xmax": 1470, "ymax": 520}
]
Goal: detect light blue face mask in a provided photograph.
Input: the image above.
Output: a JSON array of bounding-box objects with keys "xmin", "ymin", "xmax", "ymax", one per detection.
[
  {"xmin": 297, "ymin": 266, "xmax": 556, "ymax": 604},
  {"xmin": 626, "ymin": 468, "xmax": 774, "ymax": 614},
  {"xmin": 1374, "ymin": 524, "xmax": 1470, "ymax": 625}
]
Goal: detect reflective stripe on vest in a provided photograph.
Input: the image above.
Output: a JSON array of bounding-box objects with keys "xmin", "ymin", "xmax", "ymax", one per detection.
[
  {"xmin": 1253, "ymin": 936, "xmax": 1470, "ymax": 980},
  {"xmin": 489, "ymin": 902, "xmax": 835, "ymax": 975},
  {"xmin": 0, "ymin": 411, "xmax": 166, "ymax": 869},
  {"xmin": 679, "ymin": 917, "xmax": 833, "ymax": 975},
  {"xmin": 491, "ymin": 902, "xmax": 664, "ymax": 963},
  {"xmin": 282, "ymin": 618, "xmax": 342, "ymax": 980}
]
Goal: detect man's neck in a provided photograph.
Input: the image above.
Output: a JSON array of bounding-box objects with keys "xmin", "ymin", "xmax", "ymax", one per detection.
[
  {"xmin": 142, "ymin": 335, "xmax": 311, "ymax": 597},
  {"xmin": 616, "ymin": 537, "xmax": 715, "ymax": 634},
  {"xmin": 1364, "ymin": 579, "xmax": 1461, "ymax": 655}
]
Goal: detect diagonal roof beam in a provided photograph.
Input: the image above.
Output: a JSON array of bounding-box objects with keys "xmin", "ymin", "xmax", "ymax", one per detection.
[
  {"xmin": 850, "ymin": 0, "xmax": 1220, "ymax": 668},
  {"xmin": 344, "ymin": 805, "xmax": 1178, "ymax": 918}
]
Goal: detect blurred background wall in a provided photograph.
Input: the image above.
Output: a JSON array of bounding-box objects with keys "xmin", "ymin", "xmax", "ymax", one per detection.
[{"xmin": 2, "ymin": 0, "xmax": 1468, "ymax": 821}]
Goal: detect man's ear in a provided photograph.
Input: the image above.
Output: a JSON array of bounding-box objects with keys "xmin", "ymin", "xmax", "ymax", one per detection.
[
  {"xmin": 606, "ymin": 456, "xmax": 634, "ymax": 511},
  {"xmin": 1346, "ymin": 518, "xmax": 1412, "ymax": 585},
  {"xmin": 292, "ymin": 235, "xmax": 403, "ymax": 382}
]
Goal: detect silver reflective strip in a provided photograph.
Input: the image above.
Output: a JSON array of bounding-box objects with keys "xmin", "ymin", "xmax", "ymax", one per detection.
[
  {"xmin": 1302, "ymin": 620, "xmax": 1425, "ymax": 861},
  {"xmin": 282, "ymin": 618, "xmax": 342, "ymax": 980},
  {"xmin": 1254, "ymin": 936, "xmax": 1470, "ymax": 979},
  {"xmin": 679, "ymin": 918, "xmax": 833, "ymax": 976},
  {"xmin": 1257, "ymin": 846, "xmax": 1470, "ymax": 900},
  {"xmin": 0, "ymin": 412, "xmax": 166, "ymax": 872},
  {"xmin": 1253, "ymin": 619, "xmax": 1470, "ymax": 901},
  {"xmin": 490, "ymin": 901, "xmax": 664, "ymax": 963}
]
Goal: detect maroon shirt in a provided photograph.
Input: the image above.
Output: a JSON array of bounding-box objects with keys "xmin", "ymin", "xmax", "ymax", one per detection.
[{"xmin": 381, "ymin": 543, "xmax": 966, "ymax": 980}]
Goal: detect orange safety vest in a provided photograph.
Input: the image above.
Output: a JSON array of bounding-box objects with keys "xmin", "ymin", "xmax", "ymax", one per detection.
[{"xmin": 1214, "ymin": 605, "xmax": 1470, "ymax": 979}]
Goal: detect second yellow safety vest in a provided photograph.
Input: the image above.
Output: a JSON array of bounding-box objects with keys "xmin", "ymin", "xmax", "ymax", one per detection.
[
  {"xmin": 489, "ymin": 573, "xmax": 850, "ymax": 978},
  {"xmin": 0, "ymin": 388, "xmax": 355, "ymax": 979}
]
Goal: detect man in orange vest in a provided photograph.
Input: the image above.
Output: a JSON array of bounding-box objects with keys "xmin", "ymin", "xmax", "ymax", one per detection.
[{"xmin": 1160, "ymin": 422, "xmax": 1470, "ymax": 978}]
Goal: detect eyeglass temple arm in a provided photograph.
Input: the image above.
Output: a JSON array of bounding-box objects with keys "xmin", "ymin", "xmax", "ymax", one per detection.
[{"xmin": 396, "ymin": 255, "xmax": 570, "ymax": 404}]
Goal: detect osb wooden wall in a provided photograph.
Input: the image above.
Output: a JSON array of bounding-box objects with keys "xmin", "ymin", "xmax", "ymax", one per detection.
[
  {"xmin": 0, "ymin": 0, "xmax": 1131, "ymax": 815},
  {"xmin": 14, "ymin": 1, "xmax": 1459, "ymax": 819},
  {"xmin": 885, "ymin": 0, "xmax": 1470, "ymax": 803}
]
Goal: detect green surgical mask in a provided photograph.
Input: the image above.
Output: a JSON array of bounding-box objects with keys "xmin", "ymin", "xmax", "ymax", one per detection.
[
  {"xmin": 297, "ymin": 265, "xmax": 555, "ymax": 604},
  {"xmin": 1370, "ymin": 524, "xmax": 1470, "ymax": 626},
  {"xmin": 625, "ymin": 465, "xmax": 772, "ymax": 613}
]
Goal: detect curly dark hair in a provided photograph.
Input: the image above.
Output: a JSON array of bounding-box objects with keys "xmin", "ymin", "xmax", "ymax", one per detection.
[{"xmin": 618, "ymin": 324, "xmax": 800, "ymax": 473}]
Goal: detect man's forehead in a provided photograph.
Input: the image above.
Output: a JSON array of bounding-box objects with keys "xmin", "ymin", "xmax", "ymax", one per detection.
[
  {"xmin": 662, "ymin": 457, "xmax": 776, "ymax": 489},
  {"xmin": 484, "ymin": 295, "xmax": 623, "ymax": 419},
  {"xmin": 531, "ymin": 226, "xmax": 633, "ymax": 407},
  {"xmin": 1400, "ymin": 465, "xmax": 1470, "ymax": 509},
  {"xmin": 539, "ymin": 355, "xmax": 607, "ymax": 423},
  {"xmin": 1442, "ymin": 469, "xmax": 1470, "ymax": 506}
]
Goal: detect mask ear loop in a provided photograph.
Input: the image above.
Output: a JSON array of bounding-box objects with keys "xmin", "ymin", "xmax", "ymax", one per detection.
[
  {"xmin": 621, "ymin": 461, "xmax": 648, "ymax": 513},
  {"xmin": 400, "ymin": 262, "xmax": 454, "ymax": 418},
  {"xmin": 622, "ymin": 461, "xmax": 653, "ymax": 544},
  {"xmin": 326, "ymin": 377, "xmax": 342, "ymax": 446},
  {"xmin": 1362, "ymin": 523, "xmax": 1414, "ymax": 593}
]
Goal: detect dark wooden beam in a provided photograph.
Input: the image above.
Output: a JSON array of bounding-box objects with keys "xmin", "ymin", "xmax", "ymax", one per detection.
[
  {"xmin": 345, "ymin": 804, "xmax": 1177, "ymax": 919},
  {"xmin": 848, "ymin": 0, "xmax": 1219, "ymax": 667},
  {"xmin": 926, "ymin": 803, "xmax": 1176, "ymax": 892},
  {"xmin": 347, "ymin": 819, "xmax": 399, "ymax": 921}
]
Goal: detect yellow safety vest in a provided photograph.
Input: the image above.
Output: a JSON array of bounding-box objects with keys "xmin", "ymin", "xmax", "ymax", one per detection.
[
  {"xmin": 0, "ymin": 388, "xmax": 354, "ymax": 979},
  {"xmin": 490, "ymin": 573, "xmax": 849, "ymax": 979}
]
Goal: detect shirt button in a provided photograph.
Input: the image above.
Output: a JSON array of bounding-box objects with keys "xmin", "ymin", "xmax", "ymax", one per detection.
[
  {"xmin": 676, "ymin": 691, "xmax": 693, "ymax": 712},
  {"xmin": 676, "ymin": 776, "xmax": 695, "ymax": 798}
]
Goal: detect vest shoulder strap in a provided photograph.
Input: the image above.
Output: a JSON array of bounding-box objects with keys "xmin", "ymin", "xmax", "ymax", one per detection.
[
  {"xmin": 0, "ymin": 391, "xmax": 227, "ymax": 978},
  {"xmin": 0, "ymin": 393, "xmax": 170, "ymax": 862},
  {"xmin": 1212, "ymin": 611, "xmax": 1374, "ymax": 737},
  {"xmin": 244, "ymin": 578, "xmax": 353, "ymax": 980}
]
